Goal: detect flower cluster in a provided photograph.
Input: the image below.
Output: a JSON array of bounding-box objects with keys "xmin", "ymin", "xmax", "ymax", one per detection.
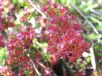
[
  {"xmin": 5, "ymin": 26, "xmax": 34, "ymax": 75},
  {"xmin": 0, "ymin": 0, "xmax": 14, "ymax": 32},
  {"xmin": 0, "ymin": 0, "xmax": 90, "ymax": 76},
  {"xmin": 0, "ymin": 16, "xmax": 15, "ymax": 32},
  {"xmin": 7, "ymin": 26, "xmax": 34, "ymax": 51},
  {"xmin": 42, "ymin": 2, "xmax": 90, "ymax": 64},
  {"xmin": 6, "ymin": 26, "xmax": 34, "ymax": 63},
  {"xmin": 0, "ymin": 66, "xmax": 13, "ymax": 76},
  {"xmin": 0, "ymin": 1, "xmax": 35, "ymax": 75},
  {"xmin": 0, "ymin": 0, "xmax": 15, "ymax": 47},
  {"xmin": 0, "ymin": 35, "xmax": 4, "ymax": 47}
]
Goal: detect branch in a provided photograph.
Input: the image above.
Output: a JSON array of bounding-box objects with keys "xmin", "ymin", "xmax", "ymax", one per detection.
[
  {"xmin": 30, "ymin": 58, "xmax": 42, "ymax": 76},
  {"xmin": 90, "ymin": 9, "xmax": 102, "ymax": 15},
  {"xmin": 90, "ymin": 43, "xmax": 98, "ymax": 76},
  {"xmin": 38, "ymin": 62, "xmax": 46, "ymax": 69},
  {"xmin": 90, "ymin": 43, "xmax": 96, "ymax": 70},
  {"xmin": 27, "ymin": 54, "xmax": 41, "ymax": 76},
  {"xmin": 70, "ymin": 4, "xmax": 99, "ymax": 35},
  {"xmin": 28, "ymin": 0, "xmax": 46, "ymax": 18}
]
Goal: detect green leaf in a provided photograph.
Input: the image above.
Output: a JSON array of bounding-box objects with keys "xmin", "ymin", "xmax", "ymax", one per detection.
[
  {"xmin": 59, "ymin": 0, "xmax": 66, "ymax": 4},
  {"xmin": 0, "ymin": 48, "xmax": 8, "ymax": 65},
  {"xmin": 87, "ymin": 33, "xmax": 97, "ymax": 40},
  {"xmin": 24, "ymin": 70, "xmax": 30, "ymax": 75},
  {"xmin": 95, "ymin": 52, "xmax": 102, "ymax": 56},
  {"xmin": 12, "ymin": 0, "xmax": 19, "ymax": 4},
  {"xmin": 21, "ymin": 2, "xmax": 30, "ymax": 8},
  {"xmin": 70, "ymin": 0, "xmax": 77, "ymax": 4},
  {"xmin": 96, "ymin": 22, "xmax": 102, "ymax": 31},
  {"xmin": 42, "ymin": 53, "xmax": 50, "ymax": 62},
  {"xmin": 95, "ymin": 45, "xmax": 102, "ymax": 51},
  {"xmin": 90, "ymin": 17, "xmax": 102, "ymax": 31},
  {"xmin": 86, "ymin": 56, "xmax": 91, "ymax": 63}
]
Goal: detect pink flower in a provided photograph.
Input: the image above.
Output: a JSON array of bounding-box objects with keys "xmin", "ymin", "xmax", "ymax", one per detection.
[{"xmin": 0, "ymin": 35, "xmax": 4, "ymax": 47}]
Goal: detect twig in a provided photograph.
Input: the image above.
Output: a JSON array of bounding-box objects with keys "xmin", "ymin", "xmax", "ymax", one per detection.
[
  {"xmin": 70, "ymin": 4, "xmax": 99, "ymax": 35},
  {"xmin": 90, "ymin": 9, "xmax": 102, "ymax": 15},
  {"xmin": 90, "ymin": 43, "xmax": 96, "ymax": 70},
  {"xmin": 27, "ymin": 53, "xmax": 41, "ymax": 76},
  {"xmin": 30, "ymin": 58, "xmax": 42, "ymax": 76},
  {"xmin": 28, "ymin": 0, "xmax": 46, "ymax": 18},
  {"xmin": 38, "ymin": 62, "xmax": 46, "ymax": 69},
  {"xmin": 90, "ymin": 42, "xmax": 98, "ymax": 76}
]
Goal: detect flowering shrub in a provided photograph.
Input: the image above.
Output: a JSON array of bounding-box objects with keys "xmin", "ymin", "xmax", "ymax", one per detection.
[
  {"xmin": 41, "ymin": 2, "xmax": 90, "ymax": 64},
  {"xmin": 0, "ymin": 0, "xmax": 89, "ymax": 76}
]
